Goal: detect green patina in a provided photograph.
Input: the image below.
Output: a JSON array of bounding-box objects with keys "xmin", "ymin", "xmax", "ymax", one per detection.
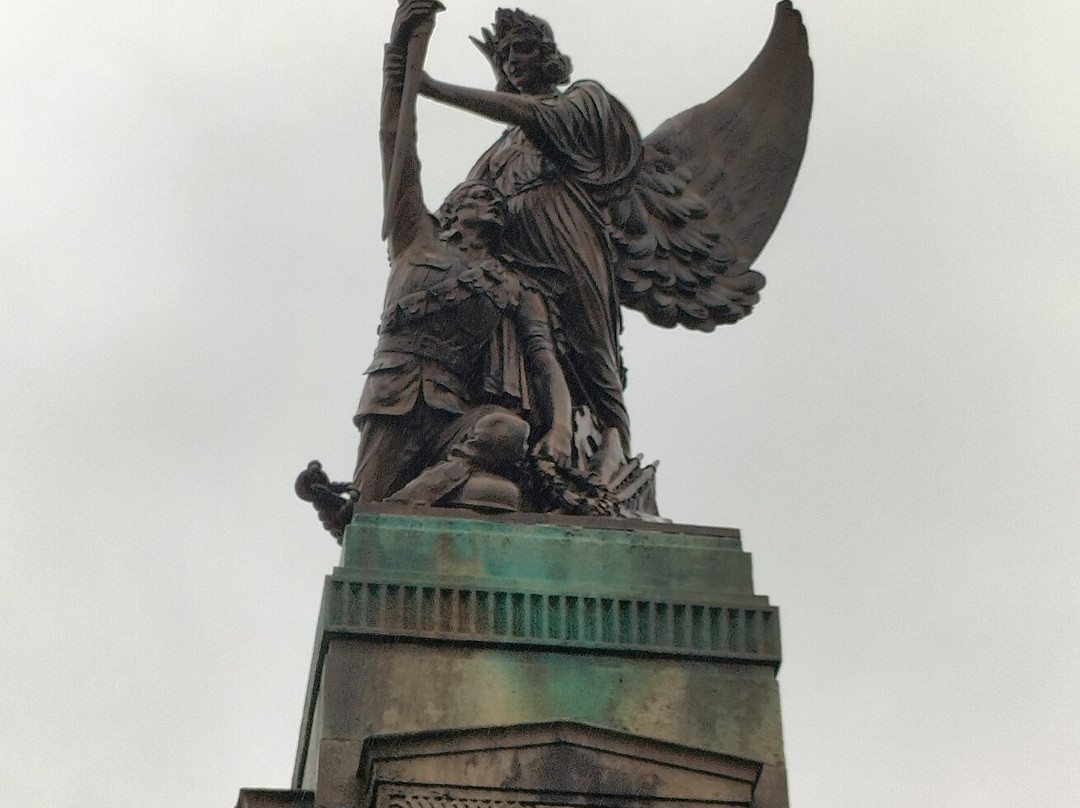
[
  {"xmin": 296, "ymin": 509, "xmax": 785, "ymax": 803},
  {"xmin": 339, "ymin": 509, "xmax": 752, "ymax": 600}
]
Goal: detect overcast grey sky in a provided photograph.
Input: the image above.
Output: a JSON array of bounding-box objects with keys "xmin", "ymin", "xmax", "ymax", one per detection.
[{"xmin": 3, "ymin": 1, "xmax": 1079, "ymax": 806}]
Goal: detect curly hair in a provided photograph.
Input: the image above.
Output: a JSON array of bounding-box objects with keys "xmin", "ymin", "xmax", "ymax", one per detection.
[
  {"xmin": 437, "ymin": 180, "xmax": 507, "ymax": 234},
  {"xmin": 489, "ymin": 8, "xmax": 573, "ymax": 93}
]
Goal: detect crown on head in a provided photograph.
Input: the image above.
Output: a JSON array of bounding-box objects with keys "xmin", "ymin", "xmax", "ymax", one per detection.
[{"xmin": 493, "ymin": 8, "xmax": 557, "ymax": 51}]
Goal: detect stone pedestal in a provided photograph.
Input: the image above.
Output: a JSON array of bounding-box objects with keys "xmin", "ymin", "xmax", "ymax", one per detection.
[
  {"xmin": 239, "ymin": 507, "xmax": 789, "ymax": 808},
  {"xmin": 239, "ymin": 508, "xmax": 787, "ymax": 806}
]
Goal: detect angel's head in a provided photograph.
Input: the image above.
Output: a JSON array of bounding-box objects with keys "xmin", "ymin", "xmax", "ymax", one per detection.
[
  {"xmin": 487, "ymin": 9, "xmax": 573, "ymax": 95},
  {"xmin": 438, "ymin": 180, "xmax": 506, "ymax": 243}
]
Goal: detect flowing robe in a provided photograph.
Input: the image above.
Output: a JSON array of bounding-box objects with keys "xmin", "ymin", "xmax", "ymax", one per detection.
[{"xmin": 466, "ymin": 80, "xmax": 642, "ymax": 450}]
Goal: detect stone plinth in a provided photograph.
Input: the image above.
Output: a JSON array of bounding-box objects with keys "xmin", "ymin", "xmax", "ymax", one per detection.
[
  {"xmin": 288, "ymin": 508, "xmax": 788, "ymax": 808},
  {"xmin": 360, "ymin": 722, "xmax": 765, "ymax": 808}
]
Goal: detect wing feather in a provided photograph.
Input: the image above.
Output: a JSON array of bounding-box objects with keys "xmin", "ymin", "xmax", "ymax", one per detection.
[{"xmin": 613, "ymin": 1, "xmax": 812, "ymax": 332}]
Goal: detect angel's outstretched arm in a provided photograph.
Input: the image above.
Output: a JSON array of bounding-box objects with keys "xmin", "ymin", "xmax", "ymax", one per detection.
[{"xmin": 420, "ymin": 75, "xmax": 540, "ymax": 136}]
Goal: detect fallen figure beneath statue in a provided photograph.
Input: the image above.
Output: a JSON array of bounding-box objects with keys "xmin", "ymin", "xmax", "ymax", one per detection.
[{"xmin": 296, "ymin": 2, "xmax": 656, "ymax": 537}]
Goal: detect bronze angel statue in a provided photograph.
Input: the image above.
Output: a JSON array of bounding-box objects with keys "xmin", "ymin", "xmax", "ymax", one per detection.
[{"xmin": 298, "ymin": 1, "xmax": 812, "ymax": 533}]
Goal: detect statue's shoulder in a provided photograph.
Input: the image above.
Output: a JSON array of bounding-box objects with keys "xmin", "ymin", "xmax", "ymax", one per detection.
[
  {"xmin": 394, "ymin": 239, "xmax": 458, "ymax": 273},
  {"xmin": 380, "ymin": 252, "xmax": 523, "ymax": 334},
  {"xmin": 566, "ymin": 78, "xmax": 605, "ymax": 92},
  {"xmin": 556, "ymin": 80, "xmax": 637, "ymax": 134},
  {"xmin": 558, "ymin": 79, "xmax": 611, "ymax": 102}
]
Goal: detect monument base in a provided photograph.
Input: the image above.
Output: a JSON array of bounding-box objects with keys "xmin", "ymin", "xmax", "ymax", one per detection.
[{"xmin": 238, "ymin": 508, "xmax": 788, "ymax": 808}]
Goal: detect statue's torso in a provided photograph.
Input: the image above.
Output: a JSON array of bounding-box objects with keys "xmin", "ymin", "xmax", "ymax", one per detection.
[{"xmin": 359, "ymin": 245, "xmax": 522, "ymax": 418}]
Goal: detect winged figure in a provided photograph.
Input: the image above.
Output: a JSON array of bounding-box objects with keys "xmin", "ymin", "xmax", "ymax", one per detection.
[
  {"xmin": 298, "ymin": 0, "xmax": 661, "ymax": 535},
  {"xmin": 420, "ymin": 1, "xmax": 813, "ymax": 454},
  {"xmin": 299, "ymin": 2, "xmax": 810, "ymax": 532}
]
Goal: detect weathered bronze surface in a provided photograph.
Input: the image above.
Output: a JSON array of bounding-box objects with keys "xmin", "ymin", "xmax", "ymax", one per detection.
[{"xmin": 298, "ymin": 2, "xmax": 812, "ymax": 529}]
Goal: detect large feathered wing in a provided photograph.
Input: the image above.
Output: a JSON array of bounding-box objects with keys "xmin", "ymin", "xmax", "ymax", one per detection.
[{"xmin": 611, "ymin": 1, "xmax": 813, "ymax": 331}]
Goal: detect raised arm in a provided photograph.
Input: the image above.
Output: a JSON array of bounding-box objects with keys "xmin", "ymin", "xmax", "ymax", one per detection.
[
  {"xmin": 381, "ymin": 0, "xmax": 442, "ymax": 258},
  {"xmin": 420, "ymin": 75, "xmax": 541, "ymax": 136}
]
